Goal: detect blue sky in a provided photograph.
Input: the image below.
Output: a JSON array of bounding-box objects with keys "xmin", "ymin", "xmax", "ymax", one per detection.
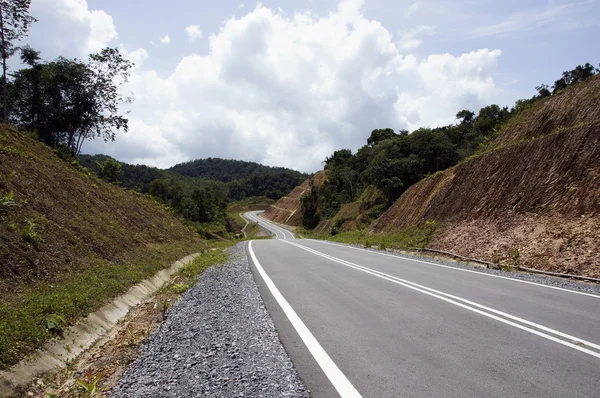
[{"xmin": 24, "ymin": 0, "xmax": 599, "ymax": 172}]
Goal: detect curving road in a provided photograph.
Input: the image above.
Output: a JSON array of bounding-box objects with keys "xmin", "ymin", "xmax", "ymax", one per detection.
[
  {"xmin": 243, "ymin": 211, "xmax": 600, "ymax": 398},
  {"xmin": 244, "ymin": 210, "xmax": 296, "ymax": 240}
]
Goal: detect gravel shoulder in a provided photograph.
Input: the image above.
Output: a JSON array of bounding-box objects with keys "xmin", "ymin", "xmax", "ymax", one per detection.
[{"xmin": 114, "ymin": 243, "xmax": 308, "ymax": 398}]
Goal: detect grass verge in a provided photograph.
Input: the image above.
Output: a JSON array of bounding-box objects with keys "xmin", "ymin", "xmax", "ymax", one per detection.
[
  {"xmin": 20, "ymin": 241, "xmax": 237, "ymax": 398},
  {"xmin": 298, "ymin": 220, "xmax": 438, "ymax": 251},
  {"xmin": 0, "ymin": 240, "xmax": 209, "ymax": 370}
]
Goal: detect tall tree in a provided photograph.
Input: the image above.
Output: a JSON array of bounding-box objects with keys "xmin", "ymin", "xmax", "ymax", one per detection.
[
  {"xmin": 0, "ymin": 0, "xmax": 36, "ymax": 121},
  {"xmin": 8, "ymin": 48, "xmax": 133, "ymax": 152}
]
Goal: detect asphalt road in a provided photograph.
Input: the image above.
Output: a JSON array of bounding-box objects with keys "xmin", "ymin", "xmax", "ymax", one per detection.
[{"xmin": 243, "ymin": 212, "xmax": 600, "ymax": 398}]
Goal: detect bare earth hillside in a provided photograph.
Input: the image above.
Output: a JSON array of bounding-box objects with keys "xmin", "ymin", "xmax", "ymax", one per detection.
[
  {"xmin": 0, "ymin": 127, "xmax": 202, "ymax": 368},
  {"xmin": 263, "ymin": 171, "xmax": 328, "ymax": 226},
  {"xmin": 372, "ymin": 76, "xmax": 600, "ymax": 276}
]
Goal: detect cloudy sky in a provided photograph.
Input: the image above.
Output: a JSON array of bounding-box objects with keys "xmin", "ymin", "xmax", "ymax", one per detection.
[{"xmin": 23, "ymin": 0, "xmax": 598, "ymax": 172}]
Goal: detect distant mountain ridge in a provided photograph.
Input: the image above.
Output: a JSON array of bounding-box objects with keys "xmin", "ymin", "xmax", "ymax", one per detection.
[
  {"xmin": 168, "ymin": 158, "xmax": 303, "ymax": 182},
  {"xmin": 78, "ymin": 155, "xmax": 308, "ymax": 201}
]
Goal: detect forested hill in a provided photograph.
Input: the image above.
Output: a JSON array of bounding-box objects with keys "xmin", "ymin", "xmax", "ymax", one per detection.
[
  {"xmin": 78, "ymin": 154, "xmax": 307, "ymax": 201},
  {"xmin": 168, "ymin": 158, "xmax": 301, "ymax": 182}
]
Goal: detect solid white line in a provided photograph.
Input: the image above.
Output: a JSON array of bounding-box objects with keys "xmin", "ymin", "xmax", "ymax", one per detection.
[
  {"xmin": 287, "ymin": 241, "xmax": 600, "ymax": 352},
  {"xmin": 308, "ymin": 240, "xmax": 600, "ymax": 299},
  {"xmin": 245, "ymin": 212, "xmax": 286, "ymax": 240},
  {"xmin": 283, "ymin": 240, "xmax": 600, "ymax": 359},
  {"xmin": 250, "ymin": 211, "xmax": 295, "ymax": 240},
  {"xmin": 248, "ymin": 241, "xmax": 363, "ymax": 398}
]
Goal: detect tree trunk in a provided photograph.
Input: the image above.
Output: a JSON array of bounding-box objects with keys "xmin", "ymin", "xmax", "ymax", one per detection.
[{"xmin": 0, "ymin": 4, "xmax": 7, "ymax": 123}]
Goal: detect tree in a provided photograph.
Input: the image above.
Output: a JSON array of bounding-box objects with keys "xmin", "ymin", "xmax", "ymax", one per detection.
[
  {"xmin": 456, "ymin": 110, "xmax": 475, "ymax": 125},
  {"xmin": 367, "ymin": 128, "xmax": 396, "ymax": 147},
  {"xmin": 535, "ymin": 84, "xmax": 551, "ymax": 98},
  {"xmin": 552, "ymin": 63, "xmax": 598, "ymax": 94},
  {"xmin": 148, "ymin": 179, "xmax": 171, "ymax": 203},
  {"xmin": 301, "ymin": 181, "xmax": 320, "ymax": 229},
  {"xmin": 8, "ymin": 48, "xmax": 133, "ymax": 152},
  {"xmin": 0, "ymin": 0, "xmax": 36, "ymax": 121},
  {"xmin": 96, "ymin": 158, "xmax": 122, "ymax": 184}
]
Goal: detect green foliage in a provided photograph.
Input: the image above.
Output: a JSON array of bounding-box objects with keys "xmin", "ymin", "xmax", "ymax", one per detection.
[
  {"xmin": 0, "ymin": 241, "xmax": 201, "ymax": 369},
  {"xmin": 8, "ymin": 47, "xmax": 133, "ymax": 153},
  {"xmin": 511, "ymin": 248, "xmax": 521, "ymax": 268},
  {"xmin": 0, "ymin": 190, "xmax": 16, "ymax": 218},
  {"xmin": 551, "ymin": 63, "xmax": 598, "ymax": 94},
  {"xmin": 367, "ymin": 128, "xmax": 396, "ymax": 147},
  {"xmin": 77, "ymin": 154, "xmax": 305, "ymax": 233},
  {"xmin": 301, "ymin": 181, "xmax": 320, "ymax": 229},
  {"xmin": 0, "ymin": 0, "xmax": 37, "ymax": 121},
  {"xmin": 21, "ymin": 218, "xmax": 37, "ymax": 242},
  {"xmin": 169, "ymin": 157, "xmax": 305, "ymax": 183},
  {"xmin": 96, "ymin": 158, "xmax": 122, "ymax": 184},
  {"xmin": 303, "ymin": 220, "xmax": 438, "ymax": 250},
  {"xmin": 46, "ymin": 313, "xmax": 66, "ymax": 334},
  {"xmin": 76, "ymin": 371, "xmax": 104, "ymax": 397}
]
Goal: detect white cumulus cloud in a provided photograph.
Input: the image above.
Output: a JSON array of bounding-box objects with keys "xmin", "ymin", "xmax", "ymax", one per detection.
[
  {"xmin": 185, "ymin": 25, "xmax": 203, "ymax": 41},
  {"xmin": 36, "ymin": 0, "xmax": 502, "ymax": 172},
  {"xmin": 28, "ymin": 0, "xmax": 117, "ymax": 59}
]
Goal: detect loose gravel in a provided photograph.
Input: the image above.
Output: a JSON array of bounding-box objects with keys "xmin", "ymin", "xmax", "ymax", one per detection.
[
  {"xmin": 318, "ymin": 240, "xmax": 600, "ymax": 296},
  {"xmin": 113, "ymin": 243, "xmax": 308, "ymax": 398}
]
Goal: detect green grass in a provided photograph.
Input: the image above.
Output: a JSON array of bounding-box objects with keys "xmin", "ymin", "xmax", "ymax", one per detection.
[
  {"xmin": 228, "ymin": 211, "xmax": 247, "ymax": 227},
  {"xmin": 299, "ymin": 220, "xmax": 438, "ymax": 251},
  {"xmin": 178, "ymin": 241, "xmax": 233, "ymax": 280},
  {"xmin": 0, "ymin": 240, "xmax": 207, "ymax": 370}
]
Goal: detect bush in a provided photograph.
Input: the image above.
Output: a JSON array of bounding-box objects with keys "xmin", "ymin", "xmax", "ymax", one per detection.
[
  {"xmin": 96, "ymin": 158, "xmax": 122, "ymax": 184},
  {"xmin": 22, "ymin": 220, "xmax": 38, "ymax": 242}
]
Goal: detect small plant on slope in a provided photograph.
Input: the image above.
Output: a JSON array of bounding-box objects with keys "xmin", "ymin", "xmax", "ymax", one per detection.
[
  {"xmin": 22, "ymin": 219, "xmax": 38, "ymax": 242},
  {"xmin": 0, "ymin": 191, "xmax": 16, "ymax": 219},
  {"xmin": 510, "ymin": 248, "xmax": 521, "ymax": 268},
  {"xmin": 75, "ymin": 370, "xmax": 105, "ymax": 397}
]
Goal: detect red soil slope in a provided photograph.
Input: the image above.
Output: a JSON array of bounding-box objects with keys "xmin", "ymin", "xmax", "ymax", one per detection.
[{"xmin": 371, "ymin": 76, "xmax": 600, "ymax": 276}]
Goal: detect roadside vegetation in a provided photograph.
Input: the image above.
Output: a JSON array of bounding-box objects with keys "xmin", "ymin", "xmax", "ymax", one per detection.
[
  {"xmin": 0, "ymin": 241, "xmax": 204, "ymax": 369},
  {"xmin": 226, "ymin": 197, "xmax": 274, "ymax": 235},
  {"xmin": 299, "ymin": 220, "xmax": 438, "ymax": 251},
  {"xmin": 19, "ymin": 242, "xmax": 235, "ymax": 398},
  {"xmin": 299, "ymin": 62, "xmax": 599, "ymax": 233},
  {"xmin": 79, "ymin": 154, "xmax": 305, "ymax": 234}
]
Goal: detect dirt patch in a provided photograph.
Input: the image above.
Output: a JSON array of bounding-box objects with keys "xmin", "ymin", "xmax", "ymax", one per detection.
[
  {"xmin": 371, "ymin": 78, "xmax": 600, "ymax": 277},
  {"xmin": 263, "ymin": 171, "xmax": 329, "ymax": 227},
  {"xmin": 493, "ymin": 75, "xmax": 600, "ymax": 148},
  {"xmin": 431, "ymin": 214, "xmax": 600, "ymax": 277}
]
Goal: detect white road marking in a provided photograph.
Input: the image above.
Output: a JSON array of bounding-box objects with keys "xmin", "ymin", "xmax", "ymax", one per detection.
[
  {"xmin": 245, "ymin": 212, "xmax": 286, "ymax": 240},
  {"xmin": 283, "ymin": 240, "xmax": 600, "ymax": 359},
  {"xmin": 246, "ymin": 211, "xmax": 295, "ymax": 240},
  {"xmin": 309, "ymin": 239, "xmax": 600, "ymax": 299},
  {"xmin": 248, "ymin": 241, "xmax": 363, "ymax": 398}
]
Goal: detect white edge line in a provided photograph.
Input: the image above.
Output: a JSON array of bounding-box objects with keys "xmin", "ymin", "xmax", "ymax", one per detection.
[
  {"xmin": 250, "ymin": 211, "xmax": 295, "ymax": 240},
  {"xmin": 246, "ymin": 212, "xmax": 285, "ymax": 240},
  {"xmin": 309, "ymin": 239, "xmax": 600, "ymax": 299},
  {"xmin": 258, "ymin": 212, "xmax": 294, "ymax": 240},
  {"xmin": 248, "ymin": 241, "xmax": 363, "ymax": 398},
  {"xmin": 283, "ymin": 240, "xmax": 600, "ymax": 360}
]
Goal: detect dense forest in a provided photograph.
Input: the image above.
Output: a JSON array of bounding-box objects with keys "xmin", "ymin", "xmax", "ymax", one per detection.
[
  {"xmin": 300, "ymin": 62, "xmax": 599, "ymax": 230},
  {"xmin": 78, "ymin": 154, "xmax": 307, "ymax": 230}
]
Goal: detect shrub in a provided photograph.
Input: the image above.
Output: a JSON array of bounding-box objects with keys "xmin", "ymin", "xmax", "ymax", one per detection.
[
  {"xmin": 22, "ymin": 219, "xmax": 38, "ymax": 242},
  {"xmin": 96, "ymin": 158, "xmax": 122, "ymax": 184},
  {"xmin": 46, "ymin": 313, "xmax": 66, "ymax": 335},
  {"xmin": 510, "ymin": 248, "xmax": 521, "ymax": 268}
]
